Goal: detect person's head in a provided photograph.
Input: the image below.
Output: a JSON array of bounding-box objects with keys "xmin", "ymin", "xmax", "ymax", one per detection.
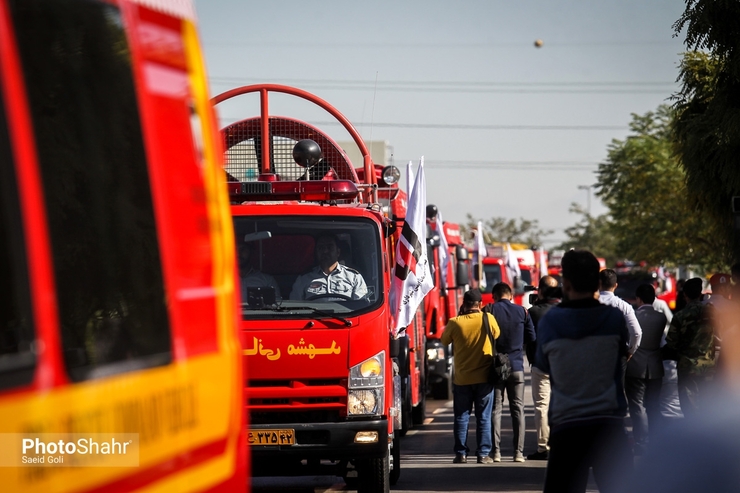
[
  {"xmin": 561, "ymin": 249, "xmax": 600, "ymax": 299},
  {"xmin": 635, "ymin": 283, "xmax": 656, "ymax": 306},
  {"xmin": 492, "ymin": 282, "xmax": 512, "ymax": 302},
  {"xmin": 538, "ymin": 275, "xmax": 560, "ymax": 300},
  {"xmin": 710, "ymin": 273, "xmax": 732, "ymax": 297},
  {"xmin": 460, "ymin": 288, "xmax": 482, "ymax": 314},
  {"xmin": 314, "ymin": 233, "xmax": 341, "ymax": 271},
  {"xmin": 683, "ymin": 277, "xmax": 704, "ymax": 301},
  {"xmin": 598, "ymin": 268, "xmax": 618, "ymax": 292}
]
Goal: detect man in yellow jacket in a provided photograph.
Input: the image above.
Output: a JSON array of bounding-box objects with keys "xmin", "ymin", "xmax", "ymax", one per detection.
[{"xmin": 442, "ymin": 289, "xmax": 500, "ymax": 464}]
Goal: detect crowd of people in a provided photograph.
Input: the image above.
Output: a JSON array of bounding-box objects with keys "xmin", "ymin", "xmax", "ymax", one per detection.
[{"xmin": 441, "ymin": 250, "xmax": 740, "ymax": 493}]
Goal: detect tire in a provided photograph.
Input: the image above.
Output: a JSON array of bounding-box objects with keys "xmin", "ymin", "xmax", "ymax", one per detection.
[
  {"xmin": 411, "ymin": 380, "xmax": 426, "ymax": 426},
  {"xmin": 400, "ymin": 377, "xmax": 411, "ymax": 436},
  {"xmin": 390, "ymin": 435, "xmax": 401, "ymax": 485},
  {"xmin": 357, "ymin": 453, "xmax": 390, "ymax": 493}
]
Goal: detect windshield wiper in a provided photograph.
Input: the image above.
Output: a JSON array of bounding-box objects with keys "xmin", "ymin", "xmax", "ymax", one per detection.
[
  {"xmin": 290, "ymin": 306, "xmax": 353, "ymax": 327},
  {"xmin": 241, "ymin": 303, "xmax": 352, "ymax": 327}
]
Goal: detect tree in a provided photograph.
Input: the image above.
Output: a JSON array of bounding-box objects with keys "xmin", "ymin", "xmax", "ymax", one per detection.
[
  {"xmin": 672, "ymin": 1, "xmax": 740, "ymax": 263},
  {"xmin": 554, "ymin": 204, "xmax": 619, "ymax": 266},
  {"xmin": 462, "ymin": 214, "xmax": 553, "ymax": 247},
  {"xmin": 595, "ymin": 105, "xmax": 727, "ymax": 270}
]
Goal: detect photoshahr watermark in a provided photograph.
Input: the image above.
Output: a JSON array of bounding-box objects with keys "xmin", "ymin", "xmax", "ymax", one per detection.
[{"xmin": 0, "ymin": 434, "xmax": 139, "ymax": 467}]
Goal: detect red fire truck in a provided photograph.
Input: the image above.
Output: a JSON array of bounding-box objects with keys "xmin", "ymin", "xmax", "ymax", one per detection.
[
  {"xmin": 0, "ymin": 1, "xmax": 247, "ymax": 491},
  {"xmin": 423, "ymin": 208, "xmax": 470, "ymax": 399},
  {"xmin": 475, "ymin": 246, "xmax": 532, "ymax": 307},
  {"xmin": 213, "ymin": 84, "xmax": 413, "ymax": 491}
]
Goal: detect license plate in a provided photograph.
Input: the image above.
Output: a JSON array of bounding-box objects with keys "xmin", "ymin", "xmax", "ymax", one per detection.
[{"xmin": 249, "ymin": 429, "xmax": 295, "ymax": 446}]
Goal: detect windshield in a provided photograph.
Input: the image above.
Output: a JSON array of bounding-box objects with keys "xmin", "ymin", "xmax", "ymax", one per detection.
[
  {"xmin": 481, "ymin": 264, "xmax": 501, "ymax": 293},
  {"xmin": 233, "ymin": 216, "xmax": 382, "ymax": 319},
  {"xmin": 514, "ymin": 268, "xmax": 532, "ymax": 294}
]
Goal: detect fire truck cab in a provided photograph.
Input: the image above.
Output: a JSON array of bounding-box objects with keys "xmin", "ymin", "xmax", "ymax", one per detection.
[{"xmin": 213, "ymin": 84, "xmax": 404, "ymax": 492}]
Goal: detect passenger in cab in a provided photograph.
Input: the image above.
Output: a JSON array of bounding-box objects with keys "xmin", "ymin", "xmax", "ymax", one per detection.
[
  {"xmin": 238, "ymin": 241, "xmax": 282, "ymax": 302},
  {"xmin": 290, "ymin": 233, "xmax": 367, "ymax": 300}
]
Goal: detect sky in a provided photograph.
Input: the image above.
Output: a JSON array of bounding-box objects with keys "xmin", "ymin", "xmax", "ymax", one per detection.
[{"xmin": 194, "ymin": 0, "xmax": 688, "ymax": 247}]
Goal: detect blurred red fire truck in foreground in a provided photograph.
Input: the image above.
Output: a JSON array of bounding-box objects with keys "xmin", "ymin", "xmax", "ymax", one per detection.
[{"xmin": 0, "ymin": 0, "xmax": 247, "ymax": 491}]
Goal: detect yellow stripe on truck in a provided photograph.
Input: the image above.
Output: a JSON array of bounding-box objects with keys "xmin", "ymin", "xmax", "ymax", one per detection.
[{"xmin": 0, "ymin": 353, "xmax": 237, "ymax": 492}]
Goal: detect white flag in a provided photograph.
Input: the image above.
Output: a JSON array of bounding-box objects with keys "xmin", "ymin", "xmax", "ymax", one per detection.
[
  {"xmin": 538, "ymin": 246, "xmax": 548, "ymax": 279},
  {"xmin": 474, "ymin": 221, "xmax": 487, "ymax": 290},
  {"xmin": 506, "ymin": 242, "xmax": 521, "ymax": 284},
  {"xmin": 435, "ymin": 211, "xmax": 449, "ymax": 287},
  {"xmin": 390, "ymin": 158, "xmax": 434, "ymax": 336}
]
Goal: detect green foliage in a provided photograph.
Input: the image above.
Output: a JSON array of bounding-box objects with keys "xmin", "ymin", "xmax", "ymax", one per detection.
[
  {"xmin": 674, "ymin": 0, "xmax": 740, "ymax": 78},
  {"xmin": 595, "ymin": 105, "xmax": 728, "ymax": 270},
  {"xmin": 554, "ymin": 204, "xmax": 619, "ymax": 266},
  {"xmin": 672, "ymin": 1, "xmax": 740, "ymax": 263},
  {"xmin": 462, "ymin": 214, "xmax": 553, "ymax": 247}
]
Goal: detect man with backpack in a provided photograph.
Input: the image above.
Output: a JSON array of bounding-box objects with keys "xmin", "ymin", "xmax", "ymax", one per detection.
[{"xmin": 441, "ymin": 289, "xmax": 500, "ymax": 464}]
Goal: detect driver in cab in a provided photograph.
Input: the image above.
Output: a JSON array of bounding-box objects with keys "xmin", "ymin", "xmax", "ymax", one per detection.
[{"xmin": 290, "ymin": 233, "xmax": 367, "ymax": 300}]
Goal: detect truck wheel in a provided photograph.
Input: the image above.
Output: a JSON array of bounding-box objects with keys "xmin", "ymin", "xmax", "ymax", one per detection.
[
  {"xmin": 390, "ymin": 435, "xmax": 400, "ymax": 485},
  {"xmin": 400, "ymin": 377, "xmax": 411, "ymax": 436},
  {"xmin": 357, "ymin": 453, "xmax": 390, "ymax": 493},
  {"xmin": 412, "ymin": 381, "xmax": 426, "ymax": 425}
]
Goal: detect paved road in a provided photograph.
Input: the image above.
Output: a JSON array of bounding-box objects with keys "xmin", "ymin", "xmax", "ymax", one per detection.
[{"xmin": 252, "ymin": 367, "xmax": 601, "ymax": 493}]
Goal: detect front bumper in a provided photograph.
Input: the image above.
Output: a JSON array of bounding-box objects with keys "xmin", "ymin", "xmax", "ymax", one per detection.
[{"xmin": 249, "ymin": 418, "xmax": 388, "ymax": 461}]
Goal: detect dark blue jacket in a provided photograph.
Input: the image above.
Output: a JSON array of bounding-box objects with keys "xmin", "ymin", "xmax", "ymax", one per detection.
[{"xmin": 484, "ymin": 299, "xmax": 536, "ymax": 372}]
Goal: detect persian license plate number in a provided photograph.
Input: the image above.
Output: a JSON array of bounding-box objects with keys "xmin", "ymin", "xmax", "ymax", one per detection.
[{"xmin": 249, "ymin": 429, "xmax": 295, "ymax": 446}]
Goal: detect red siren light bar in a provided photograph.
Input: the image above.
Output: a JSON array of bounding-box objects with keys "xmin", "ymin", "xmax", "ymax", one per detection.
[{"xmin": 228, "ymin": 180, "xmax": 360, "ymax": 203}]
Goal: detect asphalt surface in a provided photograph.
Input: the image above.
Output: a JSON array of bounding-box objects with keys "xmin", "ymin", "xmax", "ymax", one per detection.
[{"xmin": 252, "ymin": 366, "xmax": 602, "ymax": 493}]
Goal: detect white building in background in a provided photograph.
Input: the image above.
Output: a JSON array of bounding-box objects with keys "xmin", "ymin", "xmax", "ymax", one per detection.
[{"xmin": 337, "ymin": 140, "xmax": 394, "ymax": 168}]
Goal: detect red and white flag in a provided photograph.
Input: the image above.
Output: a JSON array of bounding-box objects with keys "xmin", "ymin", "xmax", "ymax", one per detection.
[
  {"xmin": 506, "ymin": 242, "xmax": 521, "ymax": 283},
  {"xmin": 435, "ymin": 211, "xmax": 450, "ymax": 287},
  {"xmin": 474, "ymin": 221, "xmax": 487, "ymax": 290},
  {"xmin": 390, "ymin": 158, "xmax": 434, "ymax": 337}
]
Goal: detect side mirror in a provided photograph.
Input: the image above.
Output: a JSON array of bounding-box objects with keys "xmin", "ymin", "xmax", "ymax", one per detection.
[{"xmin": 456, "ymin": 261, "xmax": 469, "ymax": 286}]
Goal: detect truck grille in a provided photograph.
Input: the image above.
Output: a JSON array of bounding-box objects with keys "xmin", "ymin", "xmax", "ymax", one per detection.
[{"xmin": 246, "ymin": 378, "xmax": 347, "ymax": 424}]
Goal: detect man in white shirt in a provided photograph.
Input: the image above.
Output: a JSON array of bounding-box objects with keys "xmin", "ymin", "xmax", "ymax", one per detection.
[{"xmin": 598, "ymin": 269, "xmax": 642, "ymax": 356}]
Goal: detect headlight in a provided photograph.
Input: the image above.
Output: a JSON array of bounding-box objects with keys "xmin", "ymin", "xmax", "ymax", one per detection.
[
  {"xmin": 349, "ymin": 351, "xmax": 385, "ymax": 388},
  {"xmin": 381, "ymin": 166, "xmax": 400, "ymax": 185},
  {"xmin": 427, "ymin": 348, "xmax": 438, "ymax": 361},
  {"xmin": 348, "ymin": 389, "xmax": 379, "ymax": 415},
  {"xmin": 348, "ymin": 352, "xmax": 385, "ymax": 416}
]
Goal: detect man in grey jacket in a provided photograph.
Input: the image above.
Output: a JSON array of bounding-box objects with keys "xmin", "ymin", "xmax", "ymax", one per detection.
[{"xmin": 626, "ymin": 283, "xmax": 667, "ymax": 454}]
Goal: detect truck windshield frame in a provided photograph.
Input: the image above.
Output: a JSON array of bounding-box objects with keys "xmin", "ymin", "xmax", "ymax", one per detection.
[
  {"xmin": 234, "ymin": 215, "xmax": 383, "ymax": 319},
  {"xmin": 482, "ymin": 264, "xmax": 502, "ymax": 293}
]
